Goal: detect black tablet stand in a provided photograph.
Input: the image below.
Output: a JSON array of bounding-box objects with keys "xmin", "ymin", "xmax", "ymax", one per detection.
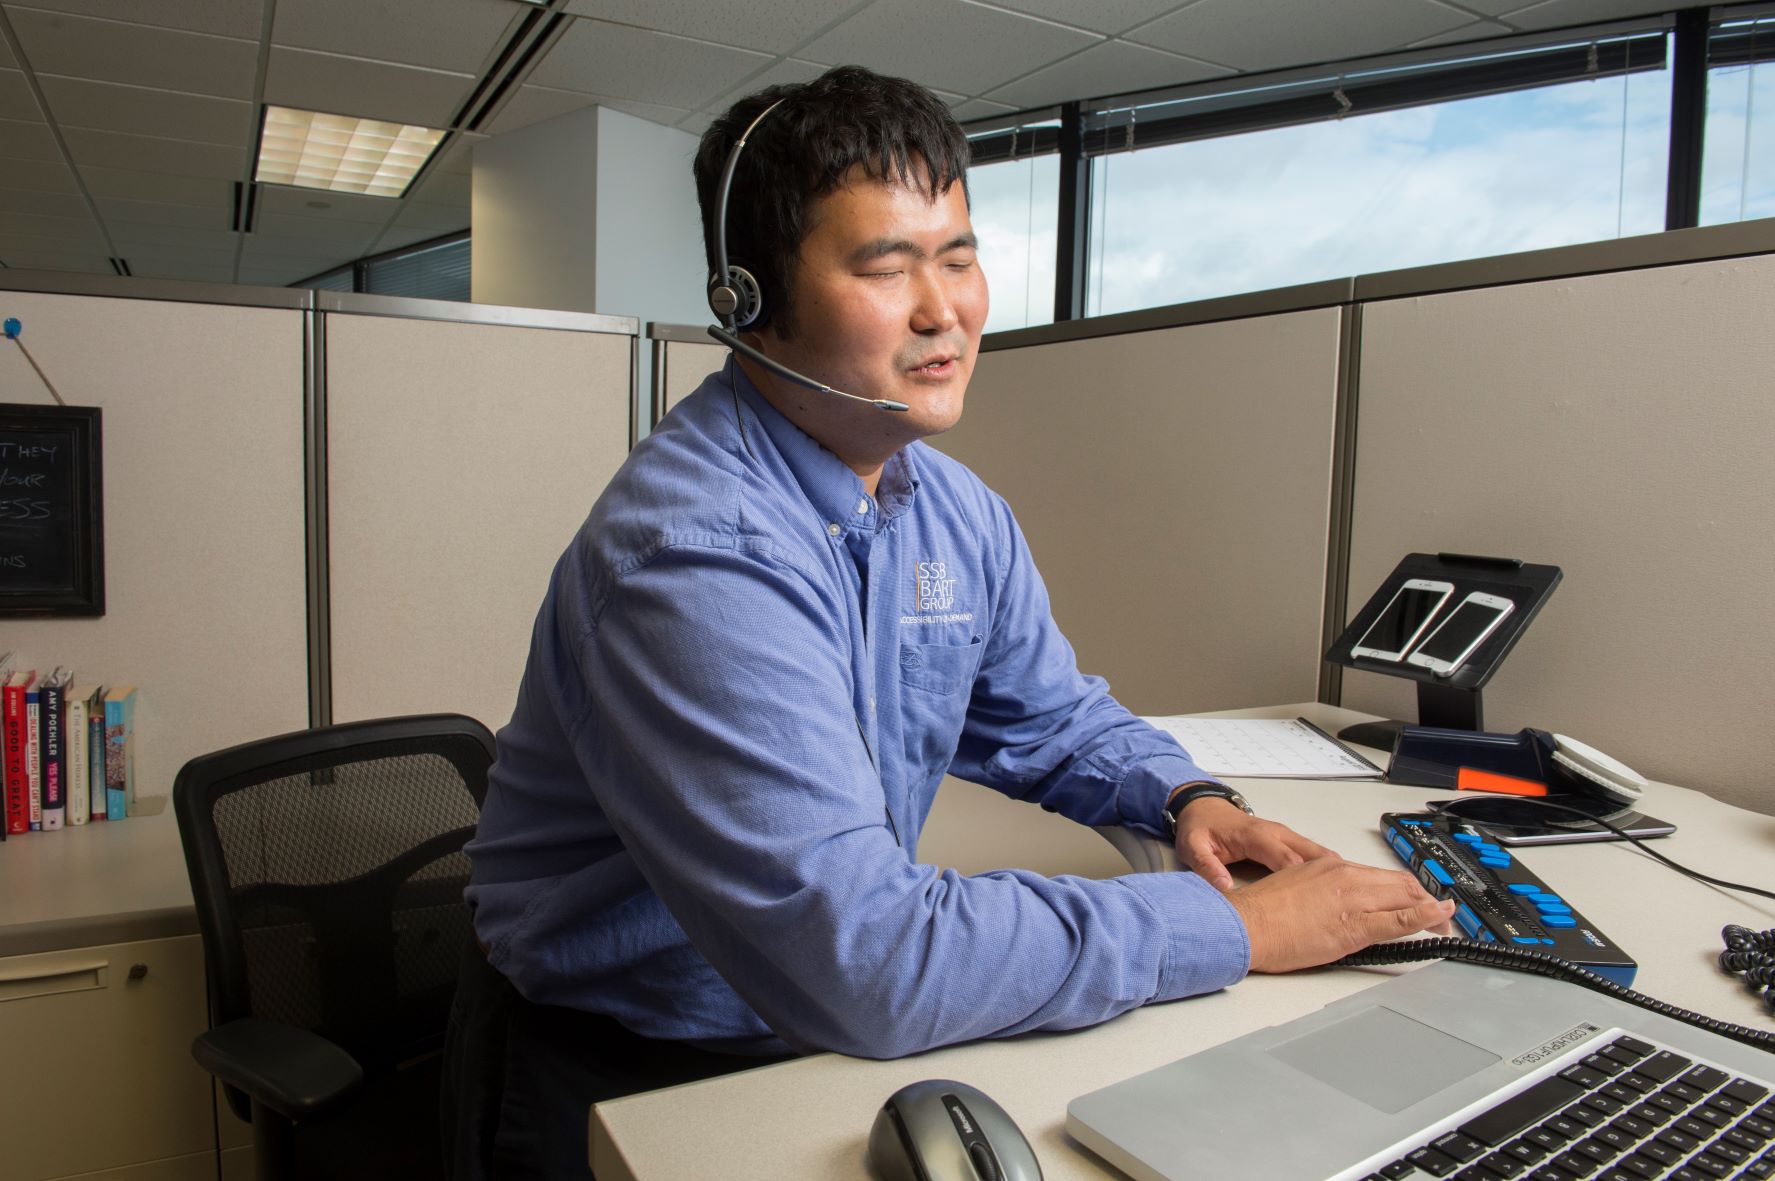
[{"xmin": 1325, "ymin": 553, "xmax": 1561, "ymax": 751}]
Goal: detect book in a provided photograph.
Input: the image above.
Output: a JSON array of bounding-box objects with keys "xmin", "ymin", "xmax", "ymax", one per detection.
[
  {"xmin": 2, "ymin": 669, "xmax": 32, "ymax": 834},
  {"xmin": 0, "ymin": 654, "xmax": 11, "ymax": 841},
  {"xmin": 87, "ymin": 688, "xmax": 106, "ymax": 821},
  {"xmin": 25, "ymin": 677, "xmax": 40, "ymax": 830},
  {"xmin": 104, "ymin": 686, "xmax": 136, "ymax": 820},
  {"xmin": 65, "ymin": 684, "xmax": 96, "ymax": 826},
  {"xmin": 38, "ymin": 667, "xmax": 70, "ymax": 830}
]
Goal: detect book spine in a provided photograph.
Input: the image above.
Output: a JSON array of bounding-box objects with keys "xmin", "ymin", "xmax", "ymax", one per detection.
[
  {"xmin": 2, "ymin": 682, "xmax": 25, "ymax": 834},
  {"xmin": 104, "ymin": 699, "xmax": 126, "ymax": 820},
  {"xmin": 39, "ymin": 680, "xmax": 64, "ymax": 830},
  {"xmin": 88, "ymin": 706, "xmax": 105, "ymax": 820},
  {"xmin": 66, "ymin": 696, "xmax": 88, "ymax": 826},
  {"xmin": 25, "ymin": 688, "xmax": 40, "ymax": 830}
]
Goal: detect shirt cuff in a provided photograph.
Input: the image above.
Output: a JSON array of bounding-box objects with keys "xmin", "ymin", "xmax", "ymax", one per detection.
[
  {"xmin": 1118, "ymin": 753, "xmax": 1225, "ymax": 837},
  {"xmin": 1121, "ymin": 870, "xmax": 1251, "ymax": 1000}
]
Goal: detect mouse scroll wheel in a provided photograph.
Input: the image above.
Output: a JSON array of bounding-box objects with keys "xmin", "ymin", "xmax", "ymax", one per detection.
[{"xmin": 967, "ymin": 1140, "xmax": 1003, "ymax": 1181}]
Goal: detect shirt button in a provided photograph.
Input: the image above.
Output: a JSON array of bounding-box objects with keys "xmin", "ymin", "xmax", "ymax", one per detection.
[
  {"xmin": 856, "ymin": 498, "xmax": 870, "ymax": 515},
  {"xmin": 826, "ymin": 522, "xmax": 842, "ymax": 537}
]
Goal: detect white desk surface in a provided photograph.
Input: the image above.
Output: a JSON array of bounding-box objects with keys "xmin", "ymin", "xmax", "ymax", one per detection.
[
  {"xmin": 590, "ymin": 702, "xmax": 1775, "ymax": 1181},
  {"xmin": 0, "ymin": 797, "xmax": 196, "ymax": 957}
]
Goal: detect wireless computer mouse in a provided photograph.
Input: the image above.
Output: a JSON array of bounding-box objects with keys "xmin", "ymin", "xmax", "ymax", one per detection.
[{"xmin": 868, "ymin": 1078, "xmax": 1043, "ymax": 1181}]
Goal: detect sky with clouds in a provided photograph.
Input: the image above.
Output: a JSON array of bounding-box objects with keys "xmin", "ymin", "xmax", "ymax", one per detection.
[{"xmin": 967, "ymin": 52, "xmax": 1771, "ymax": 332}]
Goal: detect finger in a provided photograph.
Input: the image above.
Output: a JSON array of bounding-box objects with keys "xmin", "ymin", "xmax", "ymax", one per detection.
[
  {"xmin": 1279, "ymin": 830, "xmax": 1338, "ymax": 862},
  {"xmin": 1179, "ymin": 832, "xmax": 1235, "ymax": 892},
  {"xmin": 1355, "ymin": 899, "xmax": 1457, "ymax": 946},
  {"xmin": 1231, "ymin": 826, "xmax": 1308, "ymax": 873}
]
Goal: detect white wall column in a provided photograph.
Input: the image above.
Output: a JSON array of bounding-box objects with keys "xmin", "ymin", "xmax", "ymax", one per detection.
[{"xmin": 472, "ymin": 105, "xmax": 710, "ymax": 427}]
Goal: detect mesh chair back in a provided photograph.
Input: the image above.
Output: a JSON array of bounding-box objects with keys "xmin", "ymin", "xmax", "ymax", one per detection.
[{"xmin": 175, "ymin": 715, "xmax": 493, "ymax": 1116}]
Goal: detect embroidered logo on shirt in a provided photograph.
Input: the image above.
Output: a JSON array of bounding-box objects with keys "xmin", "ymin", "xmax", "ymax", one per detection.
[
  {"xmin": 902, "ymin": 559, "xmax": 973, "ymax": 626},
  {"xmin": 914, "ymin": 560, "xmax": 956, "ymax": 612}
]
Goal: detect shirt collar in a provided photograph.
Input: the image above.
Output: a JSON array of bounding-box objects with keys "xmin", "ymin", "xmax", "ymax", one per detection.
[{"xmin": 728, "ymin": 357, "xmax": 919, "ymax": 527}]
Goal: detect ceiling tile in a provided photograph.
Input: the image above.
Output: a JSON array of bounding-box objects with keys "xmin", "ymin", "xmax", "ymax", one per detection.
[
  {"xmin": 483, "ymin": 83, "xmax": 694, "ymax": 135},
  {"xmin": 674, "ymin": 109, "xmax": 714, "ymax": 135},
  {"xmin": 37, "ymin": 75, "xmax": 252, "ymax": 145},
  {"xmin": 253, "ymin": 210, "xmax": 381, "ymax": 249},
  {"xmin": 1126, "ymin": 0, "xmax": 1474, "ymax": 72},
  {"xmin": 0, "ymin": 156, "xmax": 78, "ymax": 192},
  {"xmin": 244, "ymin": 231, "xmax": 364, "ymax": 258},
  {"xmin": 559, "ymin": 0, "xmax": 862, "ymax": 56},
  {"xmin": 951, "ymin": 97, "xmax": 1019, "ymax": 122},
  {"xmin": 8, "ymin": 8, "xmax": 259, "ymax": 99},
  {"xmin": 432, "ymin": 132, "xmax": 484, "ymax": 174},
  {"xmin": 0, "ymin": 28, "xmax": 13, "ymax": 67},
  {"xmin": 77, "ymin": 162, "xmax": 234, "ymax": 206},
  {"xmin": 0, "ymin": 209, "xmax": 100, "ymax": 241},
  {"xmin": 0, "ymin": 116, "xmax": 59, "ymax": 160},
  {"xmin": 239, "ymin": 259, "xmax": 330, "ymax": 286},
  {"xmin": 699, "ymin": 58, "xmax": 829, "ymax": 117},
  {"xmin": 1495, "ymin": 0, "xmax": 1674, "ymax": 32},
  {"xmin": 527, "ymin": 20, "xmax": 773, "ymax": 111},
  {"xmin": 0, "ymin": 245, "xmax": 110, "ymax": 271},
  {"xmin": 118, "ymin": 244, "xmax": 239, "ymax": 280},
  {"xmin": 9, "ymin": 0, "xmax": 265, "ymax": 41},
  {"xmin": 62, "ymin": 126, "xmax": 246, "ymax": 179},
  {"xmin": 0, "ymin": 185, "xmax": 86, "ymax": 216},
  {"xmin": 264, "ymin": 46, "xmax": 473, "ymax": 129},
  {"xmin": 106, "ymin": 221, "xmax": 239, "ymax": 251},
  {"xmin": 985, "ymin": 38, "xmax": 1230, "ymax": 109},
  {"xmin": 272, "ymin": 0, "xmax": 521, "ymax": 74},
  {"xmin": 257, "ymin": 184, "xmax": 396, "ymax": 223},
  {"xmin": 981, "ymin": 0, "xmax": 1194, "ymax": 37},
  {"xmin": 797, "ymin": 0, "xmax": 1101, "ymax": 97},
  {"xmin": 0, "ymin": 69, "xmax": 43, "ymax": 120},
  {"xmin": 93, "ymin": 195, "xmax": 230, "ymax": 228},
  {"xmin": 410, "ymin": 167, "xmax": 469, "ymax": 205},
  {"xmin": 1407, "ymin": 19, "xmax": 1513, "ymax": 47},
  {"xmin": 391, "ymin": 199, "xmax": 470, "ymax": 231},
  {"xmin": 479, "ymin": 83, "xmax": 595, "ymax": 134}
]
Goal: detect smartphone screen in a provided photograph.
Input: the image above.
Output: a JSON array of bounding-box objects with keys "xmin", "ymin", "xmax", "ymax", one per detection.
[
  {"xmin": 1353, "ymin": 582, "xmax": 1450, "ymax": 659},
  {"xmin": 1415, "ymin": 598, "xmax": 1509, "ymax": 664}
]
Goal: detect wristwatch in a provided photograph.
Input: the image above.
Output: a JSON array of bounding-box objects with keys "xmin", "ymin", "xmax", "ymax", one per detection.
[{"xmin": 1161, "ymin": 781, "xmax": 1254, "ymax": 838}]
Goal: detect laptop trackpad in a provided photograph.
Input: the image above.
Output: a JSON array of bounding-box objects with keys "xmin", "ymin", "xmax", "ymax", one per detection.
[{"xmin": 1267, "ymin": 1004, "xmax": 1501, "ymax": 1114}]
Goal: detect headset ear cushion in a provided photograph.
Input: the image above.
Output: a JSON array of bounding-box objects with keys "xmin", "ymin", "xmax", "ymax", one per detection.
[{"xmin": 708, "ymin": 265, "xmax": 766, "ymax": 330}]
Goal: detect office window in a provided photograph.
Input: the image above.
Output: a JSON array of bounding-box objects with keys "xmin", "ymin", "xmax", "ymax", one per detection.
[
  {"xmin": 1701, "ymin": 13, "xmax": 1775, "ymax": 224},
  {"xmin": 968, "ymin": 115, "xmax": 1060, "ymax": 333},
  {"xmin": 362, "ymin": 235, "xmax": 471, "ymax": 302},
  {"xmin": 1083, "ymin": 32, "xmax": 1672, "ymax": 317},
  {"xmin": 303, "ymin": 266, "xmax": 353, "ymax": 292}
]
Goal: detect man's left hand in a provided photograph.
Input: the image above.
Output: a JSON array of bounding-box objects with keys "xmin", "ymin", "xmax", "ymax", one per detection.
[{"xmin": 1174, "ymin": 798, "xmax": 1336, "ymax": 893}]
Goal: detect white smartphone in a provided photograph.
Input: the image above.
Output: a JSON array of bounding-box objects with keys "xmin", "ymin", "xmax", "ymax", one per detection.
[
  {"xmin": 1405, "ymin": 591, "xmax": 1515, "ymax": 676},
  {"xmin": 1349, "ymin": 578, "xmax": 1455, "ymax": 662}
]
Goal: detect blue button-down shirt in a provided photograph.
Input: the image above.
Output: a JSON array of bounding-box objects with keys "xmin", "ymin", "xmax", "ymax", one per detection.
[{"xmin": 464, "ymin": 359, "xmax": 1249, "ymax": 1058}]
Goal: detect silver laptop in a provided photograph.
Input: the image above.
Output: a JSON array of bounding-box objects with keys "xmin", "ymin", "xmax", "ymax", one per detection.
[{"xmin": 1068, "ymin": 961, "xmax": 1775, "ymax": 1181}]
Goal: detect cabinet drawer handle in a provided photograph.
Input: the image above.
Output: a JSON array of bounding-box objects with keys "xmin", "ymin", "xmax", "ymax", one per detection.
[{"xmin": 0, "ymin": 959, "xmax": 109, "ymax": 1002}]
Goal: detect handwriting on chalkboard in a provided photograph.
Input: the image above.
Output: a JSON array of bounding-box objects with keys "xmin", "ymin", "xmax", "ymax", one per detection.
[{"xmin": 0, "ymin": 405, "xmax": 103, "ymax": 615}]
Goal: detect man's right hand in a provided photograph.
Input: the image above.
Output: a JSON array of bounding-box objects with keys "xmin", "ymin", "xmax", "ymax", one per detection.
[{"xmin": 1226, "ymin": 856, "xmax": 1456, "ymax": 974}]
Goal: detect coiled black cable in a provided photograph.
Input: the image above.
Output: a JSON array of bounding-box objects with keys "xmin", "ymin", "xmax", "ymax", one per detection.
[{"xmin": 1335, "ymin": 937, "xmax": 1775, "ymax": 1054}]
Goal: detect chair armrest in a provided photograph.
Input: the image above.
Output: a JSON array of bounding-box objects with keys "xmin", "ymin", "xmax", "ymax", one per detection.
[{"xmin": 192, "ymin": 1017, "xmax": 364, "ymax": 1122}]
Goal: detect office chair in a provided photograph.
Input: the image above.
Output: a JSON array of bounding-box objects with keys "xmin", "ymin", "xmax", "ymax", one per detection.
[{"xmin": 173, "ymin": 713, "xmax": 495, "ymax": 1181}]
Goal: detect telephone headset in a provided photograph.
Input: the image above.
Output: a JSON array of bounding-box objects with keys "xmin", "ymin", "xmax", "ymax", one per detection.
[{"xmin": 704, "ymin": 97, "xmax": 910, "ymax": 414}]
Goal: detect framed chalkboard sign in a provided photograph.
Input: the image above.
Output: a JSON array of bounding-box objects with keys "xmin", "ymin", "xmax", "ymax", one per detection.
[{"xmin": 0, "ymin": 403, "xmax": 104, "ymax": 615}]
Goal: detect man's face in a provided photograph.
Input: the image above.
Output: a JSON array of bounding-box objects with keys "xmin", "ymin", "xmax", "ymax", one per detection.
[{"xmin": 759, "ymin": 166, "xmax": 988, "ymax": 452}]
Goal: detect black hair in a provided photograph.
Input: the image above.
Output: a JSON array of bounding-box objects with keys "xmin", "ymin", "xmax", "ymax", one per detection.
[{"xmin": 695, "ymin": 65, "xmax": 971, "ymax": 338}]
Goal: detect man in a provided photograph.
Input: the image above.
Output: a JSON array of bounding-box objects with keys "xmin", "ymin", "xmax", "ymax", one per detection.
[{"xmin": 449, "ymin": 65, "xmax": 1452, "ymax": 1178}]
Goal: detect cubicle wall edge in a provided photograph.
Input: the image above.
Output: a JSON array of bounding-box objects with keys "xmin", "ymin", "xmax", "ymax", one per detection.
[
  {"xmin": 1318, "ymin": 302, "xmax": 1364, "ymax": 708},
  {"xmin": 0, "ymin": 269, "xmax": 314, "ymax": 310},
  {"xmin": 304, "ymin": 309, "xmax": 332, "ymax": 729}
]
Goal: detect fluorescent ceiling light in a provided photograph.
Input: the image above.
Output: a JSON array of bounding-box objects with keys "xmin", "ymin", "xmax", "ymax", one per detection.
[{"xmin": 255, "ymin": 106, "xmax": 446, "ymax": 198}]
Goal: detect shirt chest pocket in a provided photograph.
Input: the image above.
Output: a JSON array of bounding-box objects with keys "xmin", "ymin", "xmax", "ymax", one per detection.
[{"xmin": 898, "ymin": 637, "xmax": 983, "ymax": 695}]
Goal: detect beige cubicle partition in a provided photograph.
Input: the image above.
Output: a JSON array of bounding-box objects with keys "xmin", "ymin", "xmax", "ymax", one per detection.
[
  {"xmin": 324, "ymin": 297, "xmax": 635, "ymax": 731},
  {"xmin": 920, "ymin": 309, "xmax": 1346, "ymax": 875},
  {"xmin": 649, "ymin": 323, "xmax": 727, "ymax": 427},
  {"xmin": 0, "ymin": 286, "xmax": 311, "ymax": 797},
  {"xmin": 1343, "ymin": 253, "xmax": 1775, "ymax": 814},
  {"xmin": 940, "ymin": 308, "xmax": 1345, "ymax": 716}
]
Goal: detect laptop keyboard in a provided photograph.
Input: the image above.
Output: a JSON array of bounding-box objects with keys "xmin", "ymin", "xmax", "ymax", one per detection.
[{"xmin": 1360, "ymin": 1034, "xmax": 1774, "ymax": 1181}]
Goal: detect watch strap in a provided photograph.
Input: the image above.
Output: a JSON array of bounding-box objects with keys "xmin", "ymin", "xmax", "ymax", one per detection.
[{"xmin": 1161, "ymin": 782, "xmax": 1252, "ymax": 837}]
